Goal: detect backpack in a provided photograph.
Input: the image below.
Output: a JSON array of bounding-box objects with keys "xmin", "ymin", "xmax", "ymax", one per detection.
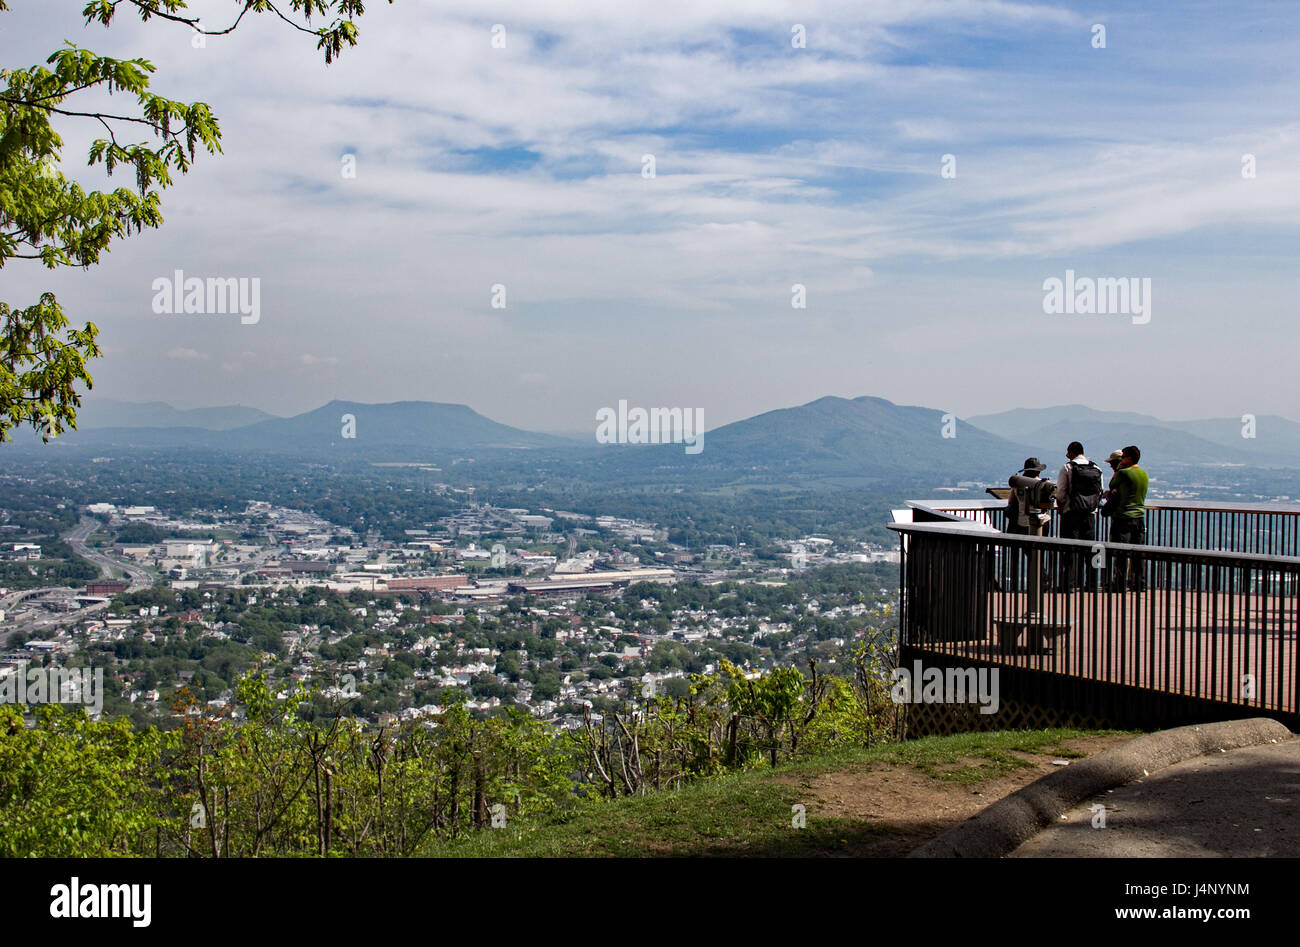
[{"xmin": 1067, "ymin": 460, "xmax": 1103, "ymax": 513}]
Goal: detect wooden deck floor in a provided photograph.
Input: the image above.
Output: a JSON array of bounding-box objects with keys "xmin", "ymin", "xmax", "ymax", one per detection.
[{"xmin": 914, "ymin": 588, "xmax": 1299, "ymax": 714}]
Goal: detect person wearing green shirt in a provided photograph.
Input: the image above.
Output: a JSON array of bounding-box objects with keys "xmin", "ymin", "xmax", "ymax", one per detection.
[{"xmin": 1110, "ymin": 445, "xmax": 1148, "ymax": 590}]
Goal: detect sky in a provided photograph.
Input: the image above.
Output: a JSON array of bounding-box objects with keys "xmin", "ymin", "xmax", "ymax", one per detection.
[{"xmin": 4, "ymin": 0, "xmax": 1300, "ymax": 432}]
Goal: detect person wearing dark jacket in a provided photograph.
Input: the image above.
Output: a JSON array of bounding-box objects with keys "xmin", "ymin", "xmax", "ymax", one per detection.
[
  {"xmin": 1005, "ymin": 457, "xmax": 1046, "ymax": 535},
  {"xmin": 1003, "ymin": 457, "xmax": 1047, "ymax": 591}
]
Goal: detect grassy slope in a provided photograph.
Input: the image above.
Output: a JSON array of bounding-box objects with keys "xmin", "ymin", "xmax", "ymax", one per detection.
[{"xmin": 422, "ymin": 728, "xmax": 1130, "ymax": 858}]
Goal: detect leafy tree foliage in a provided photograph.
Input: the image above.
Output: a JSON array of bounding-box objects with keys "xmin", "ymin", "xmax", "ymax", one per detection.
[
  {"xmin": 0, "ymin": 0, "xmax": 390, "ymax": 440},
  {"xmin": 0, "ymin": 703, "xmax": 164, "ymax": 856},
  {"xmin": 0, "ymin": 650, "xmax": 902, "ymax": 855}
]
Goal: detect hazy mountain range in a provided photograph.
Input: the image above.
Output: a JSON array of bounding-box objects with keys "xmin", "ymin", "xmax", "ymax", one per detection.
[
  {"xmin": 967, "ymin": 405, "xmax": 1300, "ymax": 467},
  {"xmin": 72, "ymin": 398, "xmax": 277, "ymax": 431},
  {"xmin": 47, "ymin": 400, "xmax": 566, "ymax": 451},
  {"xmin": 19, "ymin": 397, "xmax": 1300, "ymax": 483}
]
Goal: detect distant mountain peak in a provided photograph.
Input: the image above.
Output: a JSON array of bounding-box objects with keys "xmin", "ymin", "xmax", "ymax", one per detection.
[{"xmin": 72, "ymin": 399, "xmax": 279, "ymax": 431}]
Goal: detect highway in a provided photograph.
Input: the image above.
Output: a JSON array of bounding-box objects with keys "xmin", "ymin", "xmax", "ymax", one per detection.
[
  {"xmin": 0, "ymin": 518, "xmax": 157, "ymax": 635},
  {"xmin": 65, "ymin": 516, "xmax": 154, "ymax": 592},
  {"xmin": 0, "ymin": 585, "xmax": 76, "ymax": 613}
]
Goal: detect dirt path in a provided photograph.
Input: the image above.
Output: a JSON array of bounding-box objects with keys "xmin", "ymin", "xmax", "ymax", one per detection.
[{"xmin": 776, "ymin": 734, "xmax": 1135, "ymax": 857}]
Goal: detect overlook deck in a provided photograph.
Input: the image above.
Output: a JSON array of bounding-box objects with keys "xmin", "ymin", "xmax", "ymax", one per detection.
[
  {"xmin": 935, "ymin": 588, "xmax": 1295, "ymax": 713},
  {"xmin": 889, "ymin": 500, "xmax": 1300, "ymax": 730}
]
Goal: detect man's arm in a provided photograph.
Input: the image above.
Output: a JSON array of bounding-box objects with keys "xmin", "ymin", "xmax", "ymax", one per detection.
[
  {"xmin": 1110, "ymin": 468, "xmax": 1128, "ymax": 509},
  {"xmin": 1101, "ymin": 472, "xmax": 1117, "ymax": 509},
  {"xmin": 1055, "ymin": 464, "xmax": 1071, "ymax": 509}
]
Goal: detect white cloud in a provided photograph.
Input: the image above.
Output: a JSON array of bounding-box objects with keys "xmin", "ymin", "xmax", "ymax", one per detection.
[{"xmin": 4, "ymin": 0, "xmax": 1299, "ymax": 425}]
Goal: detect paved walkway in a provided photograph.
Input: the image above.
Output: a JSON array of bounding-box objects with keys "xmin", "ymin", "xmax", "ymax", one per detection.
[{"xmin": 1012, "ymin": 739, "xmax": 1300, "ymax": 857}]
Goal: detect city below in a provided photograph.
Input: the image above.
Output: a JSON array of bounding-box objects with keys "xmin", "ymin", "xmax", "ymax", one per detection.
[{"xmin": 1, "ymin": 494, "xmax": 899, "ymax": 729}]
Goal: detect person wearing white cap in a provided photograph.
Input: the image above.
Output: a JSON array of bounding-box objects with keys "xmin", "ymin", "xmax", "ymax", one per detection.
[{"xmin": 1098, "ymin": 449, "xmax": 1124, "ymax": 521}]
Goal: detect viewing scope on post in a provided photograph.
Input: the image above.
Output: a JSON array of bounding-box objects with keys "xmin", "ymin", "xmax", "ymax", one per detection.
[
  {"xmin": 1009, "ymin": 474, "xmax": 1057, "ymax": 531},
  {"xmin": 993, "ymin": 471, "xmax": 1072, "ymax": 656}
]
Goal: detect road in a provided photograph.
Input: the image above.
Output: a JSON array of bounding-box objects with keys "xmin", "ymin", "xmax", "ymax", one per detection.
[
  {"xmin": 0, "ymin": 518, "xmax": 155, "ymax": 635},
  {"xmin": 65, "ymin": 516, "xmax": 154, "ymax": 592},
  {"xmin": 0, "ymin": 585, "xmax": 77, "ymax": 612}
]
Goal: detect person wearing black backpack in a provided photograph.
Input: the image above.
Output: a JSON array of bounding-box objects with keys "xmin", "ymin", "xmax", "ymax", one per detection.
[{"xmin": 1055, "ymin": 441, "xmax": 1103, "ymax": 589}]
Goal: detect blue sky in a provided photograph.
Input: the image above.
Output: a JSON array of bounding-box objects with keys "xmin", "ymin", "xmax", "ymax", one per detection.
[{"xmin": 3, "ymin": 0, "xmax": 1299, "ymax": 431}]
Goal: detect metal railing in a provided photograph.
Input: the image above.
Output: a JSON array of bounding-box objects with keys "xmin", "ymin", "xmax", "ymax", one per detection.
[
  {"xmin": 907, "ymin": 498, "xmax": 1300, "ymax": 557},
  {"xmin": 888, "ymin": 501, "xmax": 1300, "ymax": 721}
]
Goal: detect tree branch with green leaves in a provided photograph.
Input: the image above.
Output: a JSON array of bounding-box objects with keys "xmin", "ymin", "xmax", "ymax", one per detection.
[{"xmin": 0, "ymin": 0, "xmax": 391, "ymax": 442}]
